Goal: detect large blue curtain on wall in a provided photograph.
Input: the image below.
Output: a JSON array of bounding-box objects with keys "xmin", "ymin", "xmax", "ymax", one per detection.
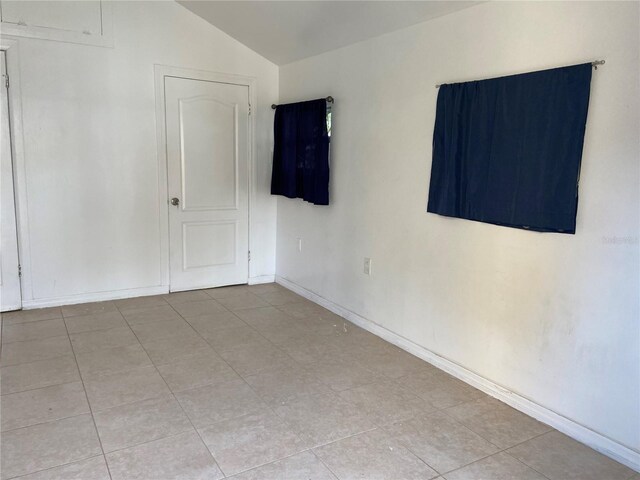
[
  {"xmin": 427, "ymin": 63, "xmax": 592, "ymax": 234},
  {"xmin": 271, "ymin": 98, "xmax": 330, "ymax": 205}
]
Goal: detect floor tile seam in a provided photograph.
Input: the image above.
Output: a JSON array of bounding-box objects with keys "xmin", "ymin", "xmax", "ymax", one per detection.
[
  {"xmin": 2, "ymin": 454, "xmax": 107, "ymax": 480},
  {"xmin": 124, "ymin": 321, "xmax": 227, "ymax": 477},
  {"xmin": 60, "ymin": 317, "xmax": 115, "ymax": 480},
  {"xmin": 387, "ymin": 417, "xmax": 554, "ymax": 478}
]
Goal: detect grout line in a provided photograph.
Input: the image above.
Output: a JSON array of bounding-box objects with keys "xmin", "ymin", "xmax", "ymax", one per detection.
[
  {"xmin": 60, "ymin": 314, "xmax": 114, "ymax": 480},
  {"xmin": 156, "ymin": 292, "xmax": 320, "ymax": 477},
  {"xmin": 0, "ymin": 356, "xmax": 80, "ymax": 396},
  {"xmin": 114, "ymin": 302, "xmax": 226, "ymax": 477},
  {"xmin": 309, "ymin": 449, "xmax": 342, "ymax": 480},
  {"xmin": 4, "ymin": 288, "xmax": 613, "ymax": 480},
  {"xmin": 3, "ymin": 455, "xmax": 107, "ymax": 480},
  {"xmin": 124, "ymin": 298, "xmax": 239, "ymax": 477}
]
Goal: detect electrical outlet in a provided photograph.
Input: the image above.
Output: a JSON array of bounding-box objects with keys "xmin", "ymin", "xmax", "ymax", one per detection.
[
  {"xmin": 297, "ymin": 238, "xmax": 302, "ymax": 252},
  {"xmin": 364, "ymin": 257, "xmax": 372, "ymax": 275}
]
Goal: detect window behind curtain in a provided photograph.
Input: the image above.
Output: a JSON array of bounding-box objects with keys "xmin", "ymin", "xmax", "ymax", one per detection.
[
  {"xmin": 271, "ymin": 98, "xmax": 330, "ymax": 205},
  {"xmin": 427, "ymin": 63, "xmax": 593, "ymax": 233}
]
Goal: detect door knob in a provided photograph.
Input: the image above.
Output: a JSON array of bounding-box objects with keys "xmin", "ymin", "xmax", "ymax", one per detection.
[{"xmin": 170, "ymin": 197, "xmax": 180, "ymax": 206}]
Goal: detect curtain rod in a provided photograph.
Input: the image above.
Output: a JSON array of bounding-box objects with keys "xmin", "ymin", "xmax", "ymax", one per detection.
[
  {"xmin": 271, "ymin": 96, "xmax": 334, "ymax": 109},
  {"xmin": 434, "ymin": 60, "xmax": 605, "ymax": 88}
]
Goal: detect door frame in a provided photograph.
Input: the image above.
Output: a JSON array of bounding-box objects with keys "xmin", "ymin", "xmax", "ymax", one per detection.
[
  {"xmin": 1, "ymin": 37, "xmax": 31, "ymax": 308},
  {"xmin": 154, "ymin": 65, "xmax": 256, "ymax": 290}
]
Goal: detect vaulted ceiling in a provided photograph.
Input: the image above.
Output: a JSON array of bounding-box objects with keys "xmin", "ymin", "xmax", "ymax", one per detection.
[{"xmin": 178, "ymin": 1, "xmax": 481, "ymax": 65}]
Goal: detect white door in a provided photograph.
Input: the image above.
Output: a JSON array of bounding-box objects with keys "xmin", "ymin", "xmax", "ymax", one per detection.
[
  {"xmin": 164, "ymin": 76, "xmax": 249, "ymax": 292},
  {"xmin": 0, "ymin": 50, "xmax": 22, "ymax": 311}
]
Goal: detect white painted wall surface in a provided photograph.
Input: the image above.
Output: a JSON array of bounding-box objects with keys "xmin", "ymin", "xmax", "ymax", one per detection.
[
  {"xmin": 8, "ymin": 1, "xmax": 278, "ymax": 304},
  {"xmin": 277, "ymin": 0, "xmax": 639, "ymax": 457}
]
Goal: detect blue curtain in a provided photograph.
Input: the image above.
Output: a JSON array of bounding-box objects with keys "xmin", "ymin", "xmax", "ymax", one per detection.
[
  {"xmin": 427, "ymin": 63, "xmax": 592, "ymax": 233},
  {"xmin": 271, "ymin": 98, "xmax": 330, "ymax": 205}
]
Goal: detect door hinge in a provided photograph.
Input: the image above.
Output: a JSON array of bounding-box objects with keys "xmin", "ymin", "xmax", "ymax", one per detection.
[
  {"xmin": 248, "ymin": 250, "xmax": 251, "ymax": 261},
  {"xmin": 18, "ymin": 264, "xmax": 21, "ymax": 277},
  {"xmin": 4, "ymin": 75, "xmax": 8, "ymax": 89},
  {"xmin": 248, "ymin": 103, "xmax": 252, "ymax": 115}
]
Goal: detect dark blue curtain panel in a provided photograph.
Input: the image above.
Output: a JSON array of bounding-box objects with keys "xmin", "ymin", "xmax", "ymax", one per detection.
[
  {"xmin": 271, "ymin": 98, "xmax": 330, "ymax": 205},
  {"xmin": 427, "ymin": 63, "xmax": 592, "ymax": 233}
]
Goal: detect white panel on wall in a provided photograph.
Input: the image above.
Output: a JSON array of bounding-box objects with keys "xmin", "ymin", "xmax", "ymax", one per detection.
[{"xmin": 0, "ymin": 1, "xmax": 112, "ymax": 47}]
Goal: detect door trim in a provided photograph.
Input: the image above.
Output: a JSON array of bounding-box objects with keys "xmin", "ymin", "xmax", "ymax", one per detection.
[
  {"xmin": 1, "ymin": 37, "xmax": 30, "ymax": 307},
  {"xmin": 154, "ymin": 65, "xmax": 256, "ymax": 290}
]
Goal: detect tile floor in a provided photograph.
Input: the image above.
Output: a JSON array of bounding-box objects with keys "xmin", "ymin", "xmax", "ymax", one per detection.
[{"xmin": 0, "ymin": 283, "xmax": 637, "ymax": 480}]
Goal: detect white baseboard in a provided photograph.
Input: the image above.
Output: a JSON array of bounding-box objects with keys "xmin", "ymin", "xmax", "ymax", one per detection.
[
  {"xmin": 276, "ymin": 275, "xmax": 640, "ymax": 473},
  {"xmin": 21, "ymin": 285, "xmax": 169, "ymax": 309},
  {"xmin": 249, "ymin": 274, "xmax": 276, "ymax": 285},
  {"xmin": 19, "ymin": 274, "xmax": 277, "ymax": 309}
]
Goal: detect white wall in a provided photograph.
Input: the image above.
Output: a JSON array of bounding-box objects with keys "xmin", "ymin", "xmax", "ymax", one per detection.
[
  {"xmin": 8, "ymin": 1, "xmax": 278, "ymax": 305},
  {"xmin": 277, "ymin": 0, "xmax": 639, "ymax": 461}
]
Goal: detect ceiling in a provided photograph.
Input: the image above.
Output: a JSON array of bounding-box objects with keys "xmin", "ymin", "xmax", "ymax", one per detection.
[{"xmin": 178, "ymin": 1, "xmax": 481, "ymax": 65}]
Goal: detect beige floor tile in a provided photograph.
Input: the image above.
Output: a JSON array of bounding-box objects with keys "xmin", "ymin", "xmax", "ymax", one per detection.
[
  {"xmin": 64, "ymin": 311, "xmax": 127, "ymax": 334},
  {"xmin": 297, "ymin": 315, "xmax": 362, "ymax": 337},
  {"xmin": 244, "ymin": 363, "xmax": 333, "ymax": 407},
  {"xmin": 61, "ymin": 301, "xmax": 118, "ymax": 317},
  {"xmin": 0, "ymin": 414, "xmax": 101, "ymax": 479},
  {"xmin": 219, "ymin": 342, "xmax": 292, "ymax": 376},
  {"xmin": 84, "ymin": 365, "xmax": 170, "ymax": 411},
  {"xmin": 256, "ymin": 290, "xmax": 304, "ymax": 306},
  {"xmin": 70, "ymin": 326, "xmax": 138, "ymax": 353},
  {"xmin": 1, "ymin": 382, "xmax": 89, "ymax": 432},
  {"xmin": 228, "ymin": 451, "xmax": 337, "ymax": 480},
  {"xmin": 276, "ymin": 300, "xmax": 332, "ymax": 319},
  {"xmin": 141, "ymin": 332, "xmax": 212, "ymax": 365},
  {"xmin": 163, "ymin": 290, "xmax": 211, "ymax": 305},
  {"xmin": 198, "ymin": 411, "xmax": 306, "ymax": 476},
  {"xmin": 273, "ymin": 392, "xmax": 376, "ymax": 447},
  {"xmin": 186, "ymin": 311, "xmax": 248, "ymax": 336},
  {"xmin": 350, "ymin": 348, "xmax": 435, "ymax": 379},
  {"xmin": 156, "ymin": 351, "xmax": 240, "ymax": 392},
  {"xmin": 252, "ymin": 318, "xmax": 310, "ymax": 345},
  {"xmin": 12, "ymin": 456, "xmax": 110, "ymax": 480},
  {"xmin": 75, "ymin": 344, "xmax": 152, "ymax": 378},
  {"xmin": 204, "ymin": 325, "xmax": 271, "ymax": 352},
  {"xmin": 1, "ymin": 307, "xmax": 62, "ymax": 326},
  {"xmin": 277, "ymin": 333, "xmax": 348, "ymax": 365},
  {"xmin": 507, "ymin": 431, "xmax": 635, "ymax": 480},
  {"xmin": 171, "ymin": 299, "xmax": 228, "ymax": 318},
  {"xmin": 176, "ymin": 378, "xmax": 269, "ymax": 428},
  {"xmin": 2, "ymin": 287, "xmax": 629, "ymax": 480},
  {"xmin": 384, "ymin": 411, "xmax": 499, "ymax": 474},
  {"xmin": 446, "ymin": 396, "xmax": 551, "ymax": 449},
  {"xmin": 338, "ymin": 380, "xmax": 436, "ymax": 426},
  {"xmin": 114, "ymin": 294, "xmax": 167, "ymax": 312},
  {"xmin": 106, "ymin": 431, "xmax": 223, "ymax": 480},
  {"xmin": 1, "ymin": 355, "xmax": 80, "ymax": 395},
  {"xmin": 314, "ymin": 428, "xmax": 439, "ymax": 480},
  {"xmin": 205, "ymin": 285, "xmax": 251, "ymax": 299},
  {"xmin": 3, "ymin": 319, "xmax": 67, "ymax": 344},
  {"xmin": 121, "ymin": 304, "xmax": 182, "ymax": 326},
  {"xmin": 305, "ymin": 356, "xmax": 385, "ymax": 392},
  {"xmin": 129, "ymin": 317, "xmax": 193, "ymax": 343},
  {"xmin": 246, "ymin": 283, "xmax": 286, "ymax": 296},
  {"xmin": 217, "ymin": 293, "xmax": 270, "ymax": 311},
  {"xmin": 93, "ymin": 395, "xmax": 192, "ymax": 452},
  {"xmin": 397, "ymin": 370, "xmax": 486, "ymax": 409},
  {"xmin": 443, "ymin": 452, "xmax": 547, "ymax": 480},
  {"xmin": 0, "ymin": 335, "xmax": 72, "ymax": 367},
  {"xmin": 234, "ymin": 306, "xmax": 294, "ymax": 328}
]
